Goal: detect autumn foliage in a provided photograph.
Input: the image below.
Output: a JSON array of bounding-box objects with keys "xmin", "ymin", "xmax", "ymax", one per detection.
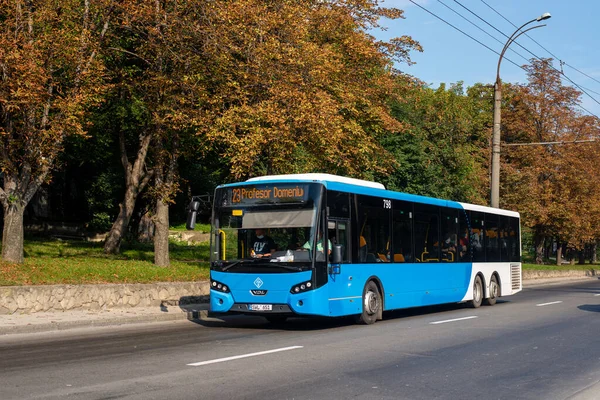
[
  {"xmin": 501, "ymin": 59, "xmax": 600, "ymax": 263},
  {"xmin": 0, "ymin": 0, "xmax": 112, "ymax": 262},
  {"xmin": 2, "ymin": 2, "xmax": 600, "ymax": 266}
]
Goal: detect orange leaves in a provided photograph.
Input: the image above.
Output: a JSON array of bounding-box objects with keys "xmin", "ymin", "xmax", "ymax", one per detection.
[
  {"xmin": 500, "ymin": 59, "xmax": 600, "ymax": 248},
  {"xmin": 200, "ymin": 0, "xmax": 418, "ymax": 179}
]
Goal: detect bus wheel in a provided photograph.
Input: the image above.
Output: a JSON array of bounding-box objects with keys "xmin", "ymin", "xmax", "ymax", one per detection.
[
  {"xmin": 469, "ymin": 275, "xmax": 483, "ymax": 308},
  {"xmin": 356, "ymin": 281, "xmax": 381, "ymax": 325},
  {"xmin": 265, "ymin": 315, "xmax": 288, "ymax": 324},
  {"xmin": 484, "ymin": 275, "xmax": 499, "ymax": 306}
]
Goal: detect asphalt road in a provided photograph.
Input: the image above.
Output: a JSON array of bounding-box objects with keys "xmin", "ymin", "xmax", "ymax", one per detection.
[{"xmin": 1, "ymin": 280, "xmax": 599, "ymax": 400}]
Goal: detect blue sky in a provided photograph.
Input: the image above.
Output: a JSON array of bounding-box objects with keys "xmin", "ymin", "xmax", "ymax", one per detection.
[{"xmin": 376, "ymin": 0, "xmax": 600, "ymax": 117}]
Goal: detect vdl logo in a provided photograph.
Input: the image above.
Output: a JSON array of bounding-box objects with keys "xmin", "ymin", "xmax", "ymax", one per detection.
[{"xmin": 254, "ymin": 277, "xmax": 264, "ymax": 289}]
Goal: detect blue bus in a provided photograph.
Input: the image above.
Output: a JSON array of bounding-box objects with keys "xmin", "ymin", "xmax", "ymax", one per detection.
[{"xmin": 186, "ymin": 173, "xmax": 522, "ymax": 324}]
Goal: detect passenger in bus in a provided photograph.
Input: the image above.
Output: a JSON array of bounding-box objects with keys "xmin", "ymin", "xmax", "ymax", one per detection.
[
  {"xmin": 459, "ymin": 230, "xmax": 469, "ymax": 260},
  {"xmin": 251, "ymin": 229, "xmax": 277, "ymax": 258},
  {"xmin": 301, "ymin": 231, "xmax": 332, "ymax": 256},
  {"xmin": 441, "ymin": 233, "xmax": 457, "ymax": 262},
  {"xmin": 359, "ymin": 236, "xmax": 368, "ymax": 262}
]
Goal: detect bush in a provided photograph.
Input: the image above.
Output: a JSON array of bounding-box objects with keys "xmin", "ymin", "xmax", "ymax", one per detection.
[{"xmin": 88, "ymin": 212, "xmax": 112, "ymax": 232}]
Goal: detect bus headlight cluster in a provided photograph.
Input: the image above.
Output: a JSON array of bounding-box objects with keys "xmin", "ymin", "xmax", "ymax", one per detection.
[
  {"xmin": 290, "ymin": 281, "xmax": 313, "ymax": 294},
  {"xmin": 211, "ymin": 280, "xmax": 229, "ymax": 293}
]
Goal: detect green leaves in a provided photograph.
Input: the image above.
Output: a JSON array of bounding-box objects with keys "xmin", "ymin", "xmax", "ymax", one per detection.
[{"xmin": 382, "ymin": 81, "xmax": 487, "ymax": 203}]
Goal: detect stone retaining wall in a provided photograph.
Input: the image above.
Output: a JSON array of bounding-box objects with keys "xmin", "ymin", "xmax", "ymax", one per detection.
[
  {"xmin": 0, "ymin": 282, "xmax": 209, "ymax": 315},
  {"xmin": 1, "ymin": 269, "xmax": 597, "ymax": 315},
  {"xmin": 523, "ymin": 269, "xmax": 598, "ymax": 280}
]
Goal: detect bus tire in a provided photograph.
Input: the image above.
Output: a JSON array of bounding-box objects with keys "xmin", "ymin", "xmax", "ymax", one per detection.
[
  {"xmin": 265, "ymin": 315, "xmax": 288, "ymax": 324},
  {"xmin": 484, "ymin": 275, "xmax": 499, "ymax": 306},
  {"xmin": 469, "ymin": 275, "xmax": 483, "ymax": 308},
  {"xmin": 356, "ymin": 280, "xmax": 381, "ymax": 325}
]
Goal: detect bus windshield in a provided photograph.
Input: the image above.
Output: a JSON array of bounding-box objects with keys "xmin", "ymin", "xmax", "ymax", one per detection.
[{"xmin": 211, "ymin": 183, "xmax": 323, "ymax": 270}]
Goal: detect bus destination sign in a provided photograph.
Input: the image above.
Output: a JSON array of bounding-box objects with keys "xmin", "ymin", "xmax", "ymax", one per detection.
[{"xmin": 230, "ymin": 185, "xmax": 308, "ymax": 205}]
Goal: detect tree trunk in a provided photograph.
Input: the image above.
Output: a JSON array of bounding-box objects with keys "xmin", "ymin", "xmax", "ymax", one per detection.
[
  {"xmin": 104, "ymin": 188, "xmax": 137, "ymax": 254},
  {"xmin": 1, "ymin": 163, "xmax": 49, "ymax": 263},
  {"xmin": 534, "ymin": 234, "xmax": 545, "ymax": 265},
  {"xmin": 556, "ymin": 243, "xmax": 563, "ymax": 266},
  {"xmin": 592, "ymin": 242, "xmax": 598, "ymax": 264},
  {"xmin": 152, "ymin": 131, "xmax": 179, "ymax": 267},
  {"xmin": 1, "ymin": 203, "xmax": 26, "ymax": 263},
  {"xmin": 103, "ymin": 130, "xmax": 153, "ymax": 254},
  {"xmin": 578, "ymin": 249, "xmax": 586, "ymax": 265},
  {"xmin": 138, "ymin": 211, "xmax": 155, "ymax": 242},
  {"xmin": 153, "ymin": 142, "xmax": 179, "ymax": 267},
  {"xmin": 154, "ymin": 195, "xmax": 170, "ymax": 267}
]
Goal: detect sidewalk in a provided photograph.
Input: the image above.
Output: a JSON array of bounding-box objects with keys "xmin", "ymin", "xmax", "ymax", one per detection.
[
  {"xmin": 0, "ymin": 277, "xmax": 596, "ymax": 336},
  {"xmin": 0, "ymin": 302, "xmax": 210, "ymax": 335}
]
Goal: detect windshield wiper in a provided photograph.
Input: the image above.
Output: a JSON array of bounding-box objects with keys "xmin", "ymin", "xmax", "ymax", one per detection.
[
  {"xmin": 221, "ymin": 259, "xmax": 255, "ymax": 272},
  {"xmin": 220, "ymin": 259, "xmax": 302, "ymax": 272},
  {"xmin": 265, "ymin": 263, "xmax": 303, "ymax": 272}
]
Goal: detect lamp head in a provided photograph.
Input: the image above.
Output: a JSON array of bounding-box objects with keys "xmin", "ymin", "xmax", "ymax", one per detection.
[{"xmin": 537, "ymin": 12, "xmax": 551, "ymax": 21}]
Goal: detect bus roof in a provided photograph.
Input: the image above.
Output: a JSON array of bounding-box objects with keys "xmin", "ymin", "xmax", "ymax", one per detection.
[
  {"xmin": 458, "ymin": 202, "xmax": 520, "ymax": 218},
  {"xmin": 246, "ymin": 173, "xmax": 385, "ymax": 190},
  {"xmin": 223, "ymin": 173, "xmax": 519, "ymax": 217}
]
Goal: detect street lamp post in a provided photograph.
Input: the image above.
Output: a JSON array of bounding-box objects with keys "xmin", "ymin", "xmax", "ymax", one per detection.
[{"xmin": 490, "ymin": 12, "xmax": 551, "ymax": 208}]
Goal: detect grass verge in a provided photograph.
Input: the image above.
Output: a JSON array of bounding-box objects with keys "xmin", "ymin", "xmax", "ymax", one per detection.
[
  {"xmin": 0, "ymin": 237, "xmax": 210, "ymax": 286},
  {"xmin": 1, "ymin": 238, "xmax": 596, "ymax": 286},
  {"xmin": 522, "ymin": 262, "xmax": 597, "ymax": 271},
  {"xmin": 169, "ymin": 222, "xmax": 211, "ymax": 232}
]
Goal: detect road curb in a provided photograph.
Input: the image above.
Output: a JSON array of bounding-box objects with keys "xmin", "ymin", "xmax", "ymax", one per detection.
[
  {"xmin": 523, "ymin": 276, "xmax": 599, "ymax": 288},
  {"xmin": 0, "ymin": 306, "xmax": 210, "ymax": 336},
  {"xmin": 2, "ymin": 276, "xmax": 597, "ymax": 336}
]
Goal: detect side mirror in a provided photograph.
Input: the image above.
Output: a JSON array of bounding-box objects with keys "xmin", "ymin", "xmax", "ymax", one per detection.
[
  {"xmin": 332, "ymin": 244, "xmax": 343, "ymax": 264},
  {"xmin": 185, "ymin": 200, "xmax": 201, "ymax": 230}
]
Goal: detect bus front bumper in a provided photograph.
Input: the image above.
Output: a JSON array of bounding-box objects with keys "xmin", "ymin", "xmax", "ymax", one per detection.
[{"xmin": 210, "ymin": 288, "xmax": 328, "ymax": 316}]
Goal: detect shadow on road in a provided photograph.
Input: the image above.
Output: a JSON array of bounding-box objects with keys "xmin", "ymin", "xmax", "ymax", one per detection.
[
  {"xmin": 188, "ymin": 314, "xmax": 356, "ymax": 331},
  {"xmin": 187, "ymin": 300, "xmax": 512, "ymax": 331},
  {"xmin": 578, "ymin": 304, "xmax": 600, "ymax": 313}
]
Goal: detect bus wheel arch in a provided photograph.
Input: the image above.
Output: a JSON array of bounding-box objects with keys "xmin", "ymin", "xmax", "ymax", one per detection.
[
  {"xmin": 484, "ymin": 273, "xmax": 500, "ymax": 306},
  {"xmin": 355, "ymin": 277, "xmax": 384, "ymax": 325},
  {"xmin": 469, "ymin": 273, "xmax": 484, "ymax": 308}
]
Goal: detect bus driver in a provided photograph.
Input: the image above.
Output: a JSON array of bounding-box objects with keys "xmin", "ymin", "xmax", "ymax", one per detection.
[{"xmin": 251, "ymin": 229, "xmax": 276, "ymax": 258}]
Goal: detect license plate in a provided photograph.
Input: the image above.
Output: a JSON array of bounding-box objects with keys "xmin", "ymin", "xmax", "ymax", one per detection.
[{"xmin": 248, "ymin": 304, "xmax": 272, "ymax": 311}]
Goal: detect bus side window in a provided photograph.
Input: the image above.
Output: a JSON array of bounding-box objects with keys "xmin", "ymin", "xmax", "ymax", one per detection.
[
  {"xmin": 356, "ymin": 194, "xmax": 391, "ymax": 263},
  {"xmin": 359, "ymin": 235, "xmax": 368, "ymax": 262},
  {"xmin": 459, "ymin": 210, "xmax": 471, "ymax": 262},
  {"xmin": 328, "ymin": 220, "xmax": 349, "ymax": 263},
  {"xmin": 471, "ymin": 211, "xmax": 485, "ymax": 262},
  {"xmin": 485, "ymin": 213, "xmax": 500, "ymax": 262},
  {"xmin": 414, "ymin": 204, "xmax": 440, "ymax": 263},
  {"xmin": 441, "ymin": 209, "xmax": 458, "ymax": 263},
  {"xmin": 392, "ymin": 200, "xmax": 413, "ymax": 263}
]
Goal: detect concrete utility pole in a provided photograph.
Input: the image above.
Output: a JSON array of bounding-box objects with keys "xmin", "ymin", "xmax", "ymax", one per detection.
[{"xmin": 490, "ymin": 12, "xmax": 551, "ymax": 208}]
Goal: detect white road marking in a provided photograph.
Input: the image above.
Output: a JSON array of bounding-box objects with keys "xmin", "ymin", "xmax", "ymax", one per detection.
[
  {"xmin": 536, "ymin": 301, "xmax": 563, "ymax": 307},
  {"xmin": 594, "ymin": 294, "xmax": 600, "ymax": 297},
  {"xmin": 429, "ymin": 316, "xmax": 478, "ymax": 325},
  {"xmin": 187, "ymin": 346, "xmax": 304, "ymax": 367}
]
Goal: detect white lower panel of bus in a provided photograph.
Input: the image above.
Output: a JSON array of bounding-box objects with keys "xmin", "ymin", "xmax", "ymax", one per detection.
[{"xmin": 461, "ymin": 262, "xmax": 522, "ymax": 302}]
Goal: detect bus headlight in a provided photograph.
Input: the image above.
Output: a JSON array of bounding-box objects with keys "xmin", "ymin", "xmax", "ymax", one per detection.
[
  {"xmin": 290, "ymin": 281, "xmax": 313, "ymax": 294},
  {"xmin": 211, "ymin": 280, "xmax": 230, "ymax": 293}
]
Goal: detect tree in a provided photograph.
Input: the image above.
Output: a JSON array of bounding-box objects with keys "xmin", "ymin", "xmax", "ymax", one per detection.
[
  {"xmin": 501, "ymin": 59, "xmax": 600, "ymax": 263},
  {"xmin": 101, "ymin": 0, "xmax": 422, "ymax": 261},
  {"xmin": 0, "ymin": 0, "xmax": 112, "ymax": 262},
  {"xmin": 152, "ymin": 134, "xmax": 180, "ymax": 266},
  {"xmin": 197, "ymin": 0, "xmax": 421, "ymax": 180},
  {"xmin": 382, "ymin": 80, "xmax": 489, "ymax": 203},
  {"xmin": 102, "ymin": 0, "xmax": 195, "ymax": 255}
]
